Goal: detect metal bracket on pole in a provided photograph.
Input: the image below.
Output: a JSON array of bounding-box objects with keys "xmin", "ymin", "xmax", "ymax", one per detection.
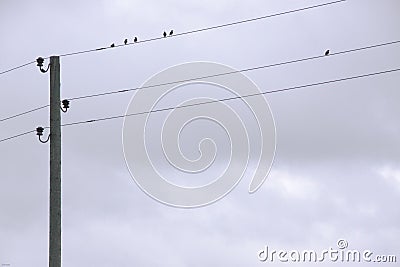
[
  {"xmin": 60, "ymin": 99, "xmax": 70, "ymax": 113},
  {"xmin": 36, "ymin": 127, "xmax": 50, "ymax": 143},
  {"xmin": 36, "ymin": 57, "xmax": 50, "ymax": 73}
]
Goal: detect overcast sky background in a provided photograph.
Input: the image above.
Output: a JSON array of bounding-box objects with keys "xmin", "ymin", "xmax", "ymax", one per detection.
[{"xmin": 1, "ymin": 0, "xmax": 399, "ymax": 266}]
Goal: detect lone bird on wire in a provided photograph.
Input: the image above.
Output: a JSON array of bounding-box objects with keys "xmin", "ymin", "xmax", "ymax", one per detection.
[
  {"xmin": 325, "ymin": 49, "xmax": 330, "ymax": 56},
  {"xmin": 134, "ymin": 37, "xmax": 138, "ymax": 43},
  {"xmin": 163, "ymin": 31, "xmax": 167, "ymax": 38},
  {"xmin": 110, "ymin": 43, "xmax": 115, "ymax": 47},
  {"xmin": 124, "ymin": 39, "xmax": 128, "ymax": 45},
  {"xmin": 169, "ymin": 30, "xmax": 174, "ymax": 36}
]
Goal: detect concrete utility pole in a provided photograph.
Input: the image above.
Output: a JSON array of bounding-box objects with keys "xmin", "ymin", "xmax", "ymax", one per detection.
[{"xmin": 49, "ymin": 56, "xmax": 61, "ymax": 267}]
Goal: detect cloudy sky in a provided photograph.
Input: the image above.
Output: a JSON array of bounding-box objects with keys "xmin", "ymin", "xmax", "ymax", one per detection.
[{"xmin": 1, "ymin": 0, "xmax": 399, "ymax": 266}]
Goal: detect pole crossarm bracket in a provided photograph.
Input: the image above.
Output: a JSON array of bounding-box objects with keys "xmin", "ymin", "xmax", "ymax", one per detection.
[
  {"xmin": 36, "ymin": 57, "xmax": 50, "ymax": 73},
  {"xmin": 36, "ymin": 126, "xmax": 50, "ymax": 143}
]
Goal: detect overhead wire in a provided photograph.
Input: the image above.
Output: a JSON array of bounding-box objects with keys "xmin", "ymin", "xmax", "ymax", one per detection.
[
  {"xmin": 66, "ymin": 39, "xmax": 400, "ymax": 101},
  {"xmin": 0, "ymin": 129, "xmax": 36, "ymax": 143},
  {"xmin": 0, "ymin": 105, "xmax": 49, "ymax": 123},
  {"xmin": 0, "ymin": 0, "xmax": 346, "ymax": 76},
  {"xmin": 60, "ymin": 67, "xmax": 400, "ymax": 126},
  {"xmin": 1, "ymin": 65, "xmax": 399, "ymax": 144},
  {"xmin": 0, "ymin": 61, "xmax": 36, "ymax": 76},
  {"xmin": 58, "ymin": 0, "xmax": 346, "ymax": 57},
  {"xmin": 1, "ymin": 38, "xmax": 399, "ymax": 124}
]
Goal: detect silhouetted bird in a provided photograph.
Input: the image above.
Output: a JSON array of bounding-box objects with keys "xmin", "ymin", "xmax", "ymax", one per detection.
[
  {"xmin": 169, "ymin": 30, "xmax": 174, "ymax": 36},
  {"xmin": 325, "ymin": 49, "xmax": 330, "ymax": 56},
  {"xmin": 124, "ymin": 39, "xmax": 128, "ymax": 45},
  {"xmin": 134, "ymin": 37, "xmax": 138, "ymax": 43},
  {"xmin": 110, "ymin": 43, "xmax": 115, "ymax": 47},
  {"xmin": 163, "ymin": 31, "xmax": 167, "ymax": 38}
]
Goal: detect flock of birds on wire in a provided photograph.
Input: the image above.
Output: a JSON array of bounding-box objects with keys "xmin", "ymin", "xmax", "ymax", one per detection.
[
  {"xmin": 108, "ymin": 29, "xmax": 330, "ymax": 56},
  {"xmin": 110, "ymin": 30, "xmax": 174, "ymax": 47}
]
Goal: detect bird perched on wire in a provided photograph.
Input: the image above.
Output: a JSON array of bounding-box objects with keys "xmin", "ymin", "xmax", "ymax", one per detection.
[
  {"xmin": 134, "ymin": 37, "xmax": 138, "ymax": 43},
  {"xmin": 169, "ymin": 30, "xmax": 174, "ymax": 36},
  {"xmin": 124, "ymin": 39, "xmax": 128, "ymax": 45},
  {"xmin": 163, "ymin": 31, "xmax": 167, "ymax": 38},
  {"xmin": 325, "ymin": 49, "xmax": 330, "ymax": 56},
  {"xmin": 110, "ymin": 43, "xmax": 115, "ymax": 47}
]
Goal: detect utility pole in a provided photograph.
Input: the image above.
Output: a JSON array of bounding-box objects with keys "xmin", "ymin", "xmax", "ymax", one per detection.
[{"xmin": 49, "ymin": 56, "xmax": 61, "ymax": 267}]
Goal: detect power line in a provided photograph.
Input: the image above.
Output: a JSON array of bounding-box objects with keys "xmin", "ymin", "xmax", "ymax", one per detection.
[
  {"xmin": 2, "ymin": 38, "xmax": 399, "ymax": 124},
  {"xmin": 0, "ymin": 0, "xmax": 346, "ymax": 76},
  {"xmin": 0, "ymin": 105, "xmax": 49, "ymax": 123},
  {"xmin": 61, "ymin": 67, "xmax": 400, "ymax": 127},
  {"xmin": 0, "ymin": 129, "xmax": 35, "ymax": 143},
  {"xmin": 0, "ymin": 60, "xmax": 36, "ymax": 76},
  {"xmin": 67, "ymin": 39, "xmax": 400, "ymax": 101},
  {"xmin": 58, "ymin": 0, "xmax": 346, "ymax": 58},
  {"xmin": 1, "ymin": 66, "xmax": 398, "ymax": 144}
]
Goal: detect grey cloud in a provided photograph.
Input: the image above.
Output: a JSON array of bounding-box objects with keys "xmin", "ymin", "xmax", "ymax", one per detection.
[{"xmin": 1, "ymin": 0, "xmax": 399, "ymax": 266}]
